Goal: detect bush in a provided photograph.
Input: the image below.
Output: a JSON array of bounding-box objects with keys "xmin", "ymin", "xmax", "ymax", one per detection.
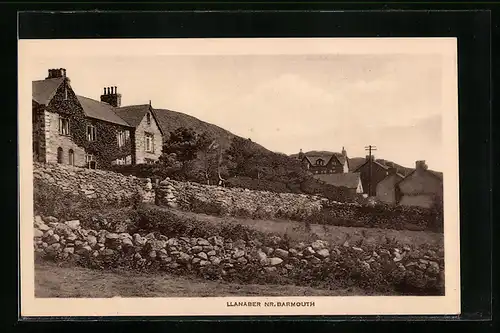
[
  {"xmin": 33, "ymin": 178, "xmax": 143, "ymax": 227},
  {"xmin": 225, "ymin": 176, "xmax": 291, "ymax": 193},
  {"xmin": 304, "ymin": 201, "xmax": 443, "ymax": 232},
  {"xmin": 133, "ymin": 206, "xmax": 278, "ymax": 244}
]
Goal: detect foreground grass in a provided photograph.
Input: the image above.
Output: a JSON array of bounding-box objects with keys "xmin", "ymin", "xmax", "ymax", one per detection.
[
  {"xmin": 35, "ymin": 261, "xmax": 367, "ymax": 298},
  {"xmin": 155, "ymin": 206, "xmax": 443, "ymax": 248}
]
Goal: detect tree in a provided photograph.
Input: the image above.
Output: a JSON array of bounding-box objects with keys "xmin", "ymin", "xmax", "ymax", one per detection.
[
  {"xmin": 162, "ymin": 127, "xmax": 202, "ymax": 163},
  {"xmin": 226, "ymin": 137, "xmax": 258, "ymax": 176},
  {"xmin": 195, "ymin": 137, "xmax": 219, "ymax": 185},
  {"xmin": 160, "ymin": 127, "xmax": 211, "ymax": 179}
]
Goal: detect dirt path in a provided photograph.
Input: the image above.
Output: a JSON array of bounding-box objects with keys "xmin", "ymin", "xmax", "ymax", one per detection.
[{"xmin": 35, "ymin": 261, "xmax": 368, "ymax": 298}]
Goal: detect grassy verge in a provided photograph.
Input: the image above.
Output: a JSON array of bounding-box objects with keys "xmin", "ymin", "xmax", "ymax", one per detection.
[
  {"xmin": 35, "ymin": 261, "xmax": 368, "ymax": 297},
  {"xmin": 145, "ymin": 205, "xmax": 443, "ymax": 248}
]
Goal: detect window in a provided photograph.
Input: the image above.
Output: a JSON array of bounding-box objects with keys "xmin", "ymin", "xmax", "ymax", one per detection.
[
  {"xmin": 145, "ymin": 133, "xmax": 154, "ymax": 152},
  {"xmin": 64, "ymin": 87, "xmax": 68, "ymax": 100},
  {"xmin": 57, "ymin": 147, "xmax": 63, "ymax": 164},
  {"xmin": 59, "ymin": 117, "xmax": 70, "ymax": 135},
  {"xmin": 145, "ymin": 158, "xmax": 155, "ymax": 164},
  {"xmin": 86, "ymin": 154, "xmax": 96, "ymax": 169},
  {"xmin": 146, "ymin": 113, "xmax": 151, "ymax": 125},
  {"xmin": 117, "ymin": 130, "xmax": 130, "ymax": 147},
  {"xmin": 116, "ymin": 157, "xmax": 126, "ymax": 165},
  {"xmin": 87, "ymin": 125, "xmax": 96, "ymax": 141},
  {"xmin": 68, "ymin": 149, "xmax": 74, "ymax": 166},
  {"xmin": 316, "ymin": 159, "xmax": 324, "ymax": 166}
]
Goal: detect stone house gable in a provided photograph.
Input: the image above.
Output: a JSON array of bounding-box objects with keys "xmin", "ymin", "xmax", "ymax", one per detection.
[
  {"xmin": 376, "ymin": 170, "xmax": 404, "ymax": 205},
  {"xmin": 395, "ymin": 161, "xmax": 443, "ymax": 208},
  {"xmin": 115, "ymin": 104, "xmax": 164, "ymax": 164},
  {"xmin": 301, "ymin": 150, "xmax": 348, "ymax": 175},
  {"xmin": 32, "ymin": 69, "xmax": 135, "ymax": 168},
  {"xmin": 33, "ymin": 73, "xmax": 88, "ymax": 166}
]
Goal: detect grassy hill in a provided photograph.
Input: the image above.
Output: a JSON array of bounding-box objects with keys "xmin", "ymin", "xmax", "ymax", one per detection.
[{"xmin": 153, "ymin": 108, "xmax": 269, "ymax": 153}]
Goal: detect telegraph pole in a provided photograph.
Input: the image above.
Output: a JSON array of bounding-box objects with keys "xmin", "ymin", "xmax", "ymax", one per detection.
[{"xmin": 364, "ymin": 145, "xmax": 377, "ymax": 196}]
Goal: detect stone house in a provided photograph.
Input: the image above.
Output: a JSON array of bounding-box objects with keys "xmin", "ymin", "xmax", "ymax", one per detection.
[
  {"xmin": 395, "ymin": 160, "xmax": 443, "ymax": 208},
  {"xmin": 375, "ymin": 167, "xmax": 405, "ymax": 204},
  {"xmin": 113, "ymin": 104, "xmax": 164, "ymax": 164},
  {"xmin": 352, "ymin": 155, "xmax": 391, "ymax": 197},
  {"xmin": 32, "ymin": 68, "xmax": 164, "ymax": 168},
  {"xmin": 313, "ymin": 172, "xmax": 364, "ymax": 195},
  {"xmin": 298, "ymin": 147, "xmax": 349, "ymax": 174}
]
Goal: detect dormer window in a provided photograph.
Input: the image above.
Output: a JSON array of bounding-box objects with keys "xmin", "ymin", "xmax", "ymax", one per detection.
[{"xmin": 316, "ymin": 159, "xmax": 324, "ymax": 166}]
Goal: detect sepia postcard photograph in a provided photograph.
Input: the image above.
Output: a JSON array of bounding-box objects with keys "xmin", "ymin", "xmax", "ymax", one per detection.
[{"xmin": 18, "ymin": 37, "xmax": 460, "ymax": 317}]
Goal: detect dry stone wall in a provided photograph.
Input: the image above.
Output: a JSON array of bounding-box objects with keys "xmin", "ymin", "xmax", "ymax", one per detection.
[
  {"xmin": 156, "ymin": 178, "xmax": 328, "ymax": 219},
  {"xmin": 33, "ymin": 215, "xmax": 445, "ymax": 295},
  {"xmin": 33, "ymin": 162, "xmax": 155, "ymax": 204}
]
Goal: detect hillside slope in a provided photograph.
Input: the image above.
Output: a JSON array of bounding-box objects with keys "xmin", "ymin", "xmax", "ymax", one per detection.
[{"xmin": 153, "ymin": 108, "xmax": 269, "ymax": 153}]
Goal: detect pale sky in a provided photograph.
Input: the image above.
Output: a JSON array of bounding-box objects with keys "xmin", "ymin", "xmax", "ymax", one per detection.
[{"xmin": 22, "ymin": 39, "xmax": 449, "ymax": 171}]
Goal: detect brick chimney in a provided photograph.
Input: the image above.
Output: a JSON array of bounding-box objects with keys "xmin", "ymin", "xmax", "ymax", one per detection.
[
  {"xmin": 415, "ymin": 160, "xmax": 428, "ymax": 171},
  {"xmin": 46, "ymin": 68, "xmax": 67, "ymax": 79},
  {"xmin": 100, "ymin": 86, "xmax": 121, "ymax": 107}
]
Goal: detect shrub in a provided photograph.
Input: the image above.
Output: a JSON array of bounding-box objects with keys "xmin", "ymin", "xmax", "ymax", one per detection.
[
  {"xmin": 33, "ymin": 178, "xmax": 143, "ymax": 224},
  {"xmin": 134, "ymin": 206, "xmax": 277, "ymax": 244}
]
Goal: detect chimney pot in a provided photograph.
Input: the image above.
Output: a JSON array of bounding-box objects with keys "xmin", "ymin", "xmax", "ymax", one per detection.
[
  {"xmin": 416, "ymin": 160, "xmax": 428, "ymax": 170},
  {"xmin": 114, "ymin": 86, "xmax": 117, "ymax": 93},
  {"xmin": 103, "ymin": 87, "xmax": 106, "ymax": 95}
]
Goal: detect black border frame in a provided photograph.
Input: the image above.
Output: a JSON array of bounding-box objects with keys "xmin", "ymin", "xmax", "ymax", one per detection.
[{"xmin": 2, "ymin": 3, "xmax": 494, "ymax": 330}]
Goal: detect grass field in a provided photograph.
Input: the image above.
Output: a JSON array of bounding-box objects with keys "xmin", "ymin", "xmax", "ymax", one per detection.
[
  {"xmin": 35, "ymin": 261, "xmax": 368, "ymax": 298},
  {"xmin": 161, "ymin": 207, "xmax": 443, "ymax": 248}
]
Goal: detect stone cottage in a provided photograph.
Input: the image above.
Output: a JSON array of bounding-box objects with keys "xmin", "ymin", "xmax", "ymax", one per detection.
[
  {"xmin": 298, "ymin": 147, "xmax": 350, "ymax": 174},
  {"xmin": 395, "ymin": 160, "xmax": 443, "ymax": 208},
  {"xmin": 375, "ymin": 167, "xmax": 405, "ymax": 204},
  {"xmin": 113, "ymin": 104, "xmax": 164, "ymax": 164},
  {"xmin": 32, "ymin": 68, "xmax": 164, "ymax": 168}
]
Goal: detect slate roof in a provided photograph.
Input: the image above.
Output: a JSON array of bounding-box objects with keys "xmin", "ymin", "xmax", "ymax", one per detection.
[
  {"xmin": 352, "ymin": 159, "xmax": 389, "ymax": 172},
  {"xmin": 304, "ymin": 153, "xmax": 347, "ymax": 166},
  {"xmin": 114, "ymin": 105, "xmax": 165, "ymax": 135},
  {"xmin": 313, "ymin": 172, "xmax": 361, "ymax": 189},
  {"xmin": 76, "ymin": 95, "xmax": 130, "ymax": 127},
  {"xmin": 113, "ymin": 105, "xmax": 150, "ymax": 127},
  {"xmin": 32, "ymin": 78, "xmax": 64, "ymax": 105},
  {"xmin": 397, "ymin": 168, "xmax": 444, "ymax": 184}
]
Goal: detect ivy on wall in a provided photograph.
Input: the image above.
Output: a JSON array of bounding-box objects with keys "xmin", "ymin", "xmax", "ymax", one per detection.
[{"xmin": 44, "ymin": 79, "xmax": 133, "ymax": 168}]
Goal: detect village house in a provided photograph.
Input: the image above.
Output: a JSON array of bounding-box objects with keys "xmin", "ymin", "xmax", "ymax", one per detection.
[
  {"xmin": 352, "ymin": 155, "xmax": 390, "ymax": 197},
  {"xmin": 375, "ymin": 167, "xmax": 405, "ymax": 204},
  {"xmin": 313, "ymin": 172, "xmax": 364, "ymax": 195},
  {"xmin": 297, "ymin": 147, "xmax": 349, "ymax": 174},
  {"xmin": 32, "ymin": 68, "xmax": 164, "ymax": 168},
  {"xmin": 395, "ymin": 160, "xmax": 443, "ymax": 208}
]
